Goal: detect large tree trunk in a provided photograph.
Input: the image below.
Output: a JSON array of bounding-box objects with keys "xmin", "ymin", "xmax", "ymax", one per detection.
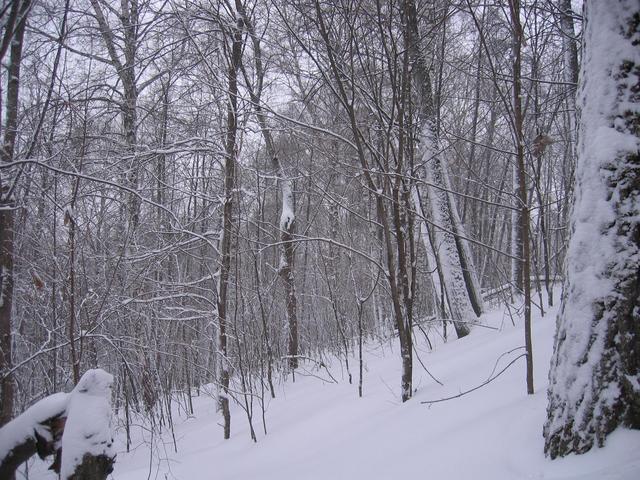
[
  {"xmin": 544, "ymin": 0, "xmax": 640, "ymax": 458},
  {"xmin": 0, "ymin": 0, "xmax": 30, "ymax": 429}
]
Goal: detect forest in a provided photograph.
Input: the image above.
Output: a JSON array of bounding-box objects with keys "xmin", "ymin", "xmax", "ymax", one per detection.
[{"xmin": 0, "ymin": 0, "xmax": 638, "ymax": 478}]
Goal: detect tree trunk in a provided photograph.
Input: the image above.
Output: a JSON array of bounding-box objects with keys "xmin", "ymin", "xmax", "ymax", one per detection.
[
  {"xmin": 216, "ymin": 11, "xmax": 243, "ymax": 440},
  {"xmin": 544, "ymin": 0, "xmax": 640, "ymax": 458},
  {"xmin": 404, "ymin": 0, "xmax": 476, "ymax": 338},
  {"xmin": 237, "ymin": 4, "xmax": 299, "ymax": 371},
  {"xmin": 508, "ymin": 0, "xmax": 534, "ymax": 395},
  {"xmin": 0, "ymin": 0, "xmax": 30, "ymax": 429}
]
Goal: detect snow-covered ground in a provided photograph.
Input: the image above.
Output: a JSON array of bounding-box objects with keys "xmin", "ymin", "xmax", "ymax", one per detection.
[{"xmin": 23, "ymin": 301, "xmax": 640, "ymax": 479}]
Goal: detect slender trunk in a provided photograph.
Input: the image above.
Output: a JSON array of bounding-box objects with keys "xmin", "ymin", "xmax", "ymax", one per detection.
[
  {"xmin": 313, "ymin": 0, "xmax": 412, "ymax": 401},
  {"xmin": 216, "ymin": 12, "xmax": 243, "ymax": 440},
  {"xmin": 238, "ymin": 6, "xmax": 299, "ymax": 370},
  {"xmin": 510, "ymin": 0, "xmax": 534, "ymax": 394}
]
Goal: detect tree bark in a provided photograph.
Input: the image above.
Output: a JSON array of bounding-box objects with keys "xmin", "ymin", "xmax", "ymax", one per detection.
[
  {"xmin": 544, "ymin": 0, "xmax": 640, "ymax": 458},
  {"xmin": 508, "ymin": 0, "xmax": 534, "ymax": 395},
  {"xmin": 0, "ymin": 0, "xmax": 30, "ymax": 429},
  {"xmin": 404, "ymin": 0, "xmax": 478, "ymax": 338},
  {"xmin": 216, "ymin": 10, "xmax": 243, "ymax": 440}
]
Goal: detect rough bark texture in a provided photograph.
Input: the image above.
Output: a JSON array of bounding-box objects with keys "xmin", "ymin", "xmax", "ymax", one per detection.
[
  {"xmin": 67, "ymin": 453, "xmax": 113, "ymax": 480},
  {"xmin": 544, "ymin": 0, "xmax": 640, "ymax": 458}
]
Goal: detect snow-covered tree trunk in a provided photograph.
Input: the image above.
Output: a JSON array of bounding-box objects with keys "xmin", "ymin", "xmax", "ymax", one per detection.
[
  {"xmin": 444, "ymin": 163, "xmax": 485, "ymax": 317},
  {"xmin": 423, "ymin": 154, "xmax": 476, "ymax": 338},
  {"xmin": 0, "ymin": 392, "xmax": 67, "ymax": 478},
  {"xmin": 89, "ymin": 0, "xmax": 141, "ymax": 230},
  {"xmin": 544, "ymin": 0, "xmax": 640, "ymax": 458},
  {"xmin": 405, "ymin": 0, "xmax": 479, "ymax": 338},
  {"xmin": 238, "ymin": 3, "xmax": 299, "ymax": 372}
]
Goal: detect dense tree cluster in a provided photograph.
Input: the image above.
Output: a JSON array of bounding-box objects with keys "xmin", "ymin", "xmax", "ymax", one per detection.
[{"xmin": 0, "ymin": 0, "xmax": 600, "ymax": 455}]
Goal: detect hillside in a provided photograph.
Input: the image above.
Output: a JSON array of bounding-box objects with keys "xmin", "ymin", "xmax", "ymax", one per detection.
[{"xmin": 36, "ymin": 302, "xmax": 638, "ymax": 480}]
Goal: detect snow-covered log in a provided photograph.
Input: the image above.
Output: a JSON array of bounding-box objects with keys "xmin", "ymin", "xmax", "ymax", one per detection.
[
  {"xmin": 544, "ymin": 0, "xmax": 640, "ymax": 458},
  {"xmin": 0, "ymin": 392, "xmax": 68, "ymax": 478},
  {"xmin": 0, "ymin": 369, "xmax": 115, "ymax": 479}
]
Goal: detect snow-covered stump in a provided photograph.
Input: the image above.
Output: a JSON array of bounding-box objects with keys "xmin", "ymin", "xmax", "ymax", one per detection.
[
  {"xmin": 0, "ymin": 369, "xmax": 115, "ymax": 479},
  {"xmin": 61, "ymin": 369, "xmax": 115, "ymax": 479},
  {"xmin": 544, "ymin": 0, "xmax": 640, "ymax": 458}
]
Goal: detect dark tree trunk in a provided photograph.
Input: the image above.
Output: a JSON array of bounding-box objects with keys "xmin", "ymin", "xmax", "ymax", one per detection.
[
  {"xmin": 67, "ymin": 454, "xmax": 114, "ymax": 480},
  {"xmin": 508, "ymin": 0, "xmax": 534, "ymax": 395},
  {"xmin": 0, "ymin": 0, "xmax": 30, "ymax": 430},
  {"xmin": 216, "ymin": 10, "xmax": 243, "ymax": 440}
]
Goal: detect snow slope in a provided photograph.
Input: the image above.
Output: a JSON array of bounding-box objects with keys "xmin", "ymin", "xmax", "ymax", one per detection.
[{"xmin": 24, "ymin": 301, "xmax": 640, "ymax": 479}]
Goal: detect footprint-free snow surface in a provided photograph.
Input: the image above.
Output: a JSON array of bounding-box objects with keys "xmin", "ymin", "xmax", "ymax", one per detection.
[{"xmin": 26, "ymin": 302, "xmax": 640, "ymax": 479}]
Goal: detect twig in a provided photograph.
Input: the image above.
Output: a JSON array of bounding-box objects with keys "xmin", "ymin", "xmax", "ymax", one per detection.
[
  {"xmin": 412, "ymin": 345, "xmax": 444, "ymax": 386},
  {"xmin": 486, "ymin": 346, "xmax": 526, "ymax": 382},
  {"xmin": 282, "ymin": 355, "xmax": 339, "ymax": 384},
  {"xmin": 420, "ymin": 354, "xmax": 527, "ymax": 405}
]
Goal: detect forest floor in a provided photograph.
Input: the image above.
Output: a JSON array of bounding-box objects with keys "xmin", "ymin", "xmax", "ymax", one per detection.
[{"xmin": 26, "ymin": 299, "xmax": 640, "ymax": 479}]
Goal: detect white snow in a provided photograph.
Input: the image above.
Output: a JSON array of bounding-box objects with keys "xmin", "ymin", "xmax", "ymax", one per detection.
[
  {"xmin": 279, "ymin": 179, "xmax": 295, "ymax": 232},
  {"xmin": 21, "ymin": 300, "xmax": 640, "ymax": 479},
  {"xmin": 59, "ymin": 369, "xmax": 115, "ymax": 479}
]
